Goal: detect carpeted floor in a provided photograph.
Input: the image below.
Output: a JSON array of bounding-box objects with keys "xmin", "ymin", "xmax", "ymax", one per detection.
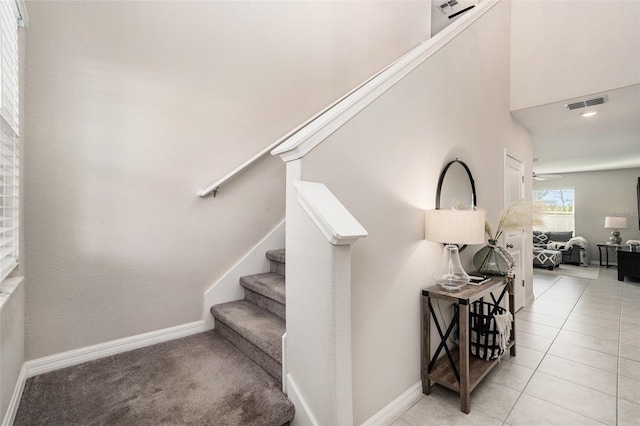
[
  {"xmin": 534, "ymin": 263, "xmax": 600, "ymax": 280},
  {"xmin": 14, "ymin": 331, "xmax": 294, "ymax": 426}
]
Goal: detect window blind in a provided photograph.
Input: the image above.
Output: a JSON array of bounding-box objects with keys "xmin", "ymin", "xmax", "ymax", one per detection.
[{"xmin": 0, "ymin": 0, "xmax": 19, "ymax": 282}]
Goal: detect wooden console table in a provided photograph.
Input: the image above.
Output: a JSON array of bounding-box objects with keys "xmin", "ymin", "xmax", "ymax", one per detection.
[
  {"xmin": 421, "ymin": 276, "xmax": 516, "ymax": 414},
  {"xmin": 617, "ymin": 246, "xmax": 640, "ymax": 281}
]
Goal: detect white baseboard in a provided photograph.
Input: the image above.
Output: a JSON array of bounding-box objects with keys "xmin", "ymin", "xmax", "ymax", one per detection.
[
  {"xmin": 287, "ymin": 374, "xmax": 319, "ymax": 426},
  {"xmin": 2, "ymin": 364, "xmax": 27, "ymax": 426},
  {"xmin": 203, "ymin": 219, "xmax": 285, "ymax": 329},
  {"xmin": 24, "ymin": 320, "xmax": 207, "ymax": 378},
  {"xmin": 525, "ymin": 293, "xmax": 535, "ymax": 307},
  {"xmin": 360, "ymin": 382, "xmax": 422, "ymax": 426}
]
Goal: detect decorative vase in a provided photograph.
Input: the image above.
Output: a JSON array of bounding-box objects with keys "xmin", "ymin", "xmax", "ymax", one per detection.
[{"xmin": 473, "ymin": 240, "xmax": 515, "ymax": 276}]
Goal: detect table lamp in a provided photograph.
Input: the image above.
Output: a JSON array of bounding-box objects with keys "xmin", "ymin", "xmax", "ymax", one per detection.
[
  {"xmin": 425, "ymin": 208, "xmax": 485, "ymax": 291},
  {"xmin": 605, "ymin": 216, "xmax": 628, "ymax": 245}
]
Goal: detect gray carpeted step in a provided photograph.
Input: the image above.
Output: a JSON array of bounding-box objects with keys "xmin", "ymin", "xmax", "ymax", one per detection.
[
  {"xmin": 241, "ymin": 272, "xmax": 286, "ymax": 319},
  {"xmin": 266, "ymin": 249, "xmax": 285, "ymax": 275},
  {"xmin": 211, "ymin": 300, "xmax": 285, "ymax": 368}
]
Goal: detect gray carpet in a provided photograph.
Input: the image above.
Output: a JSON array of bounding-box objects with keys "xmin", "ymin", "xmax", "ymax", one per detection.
[{"xmin": 14, "ymin": 331, "xmax": 294, "ymax": 426}]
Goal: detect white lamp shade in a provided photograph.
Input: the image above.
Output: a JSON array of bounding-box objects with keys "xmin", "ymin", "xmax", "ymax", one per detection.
[
  {"xmin": 425, "ymin": 208, "xmax": 485, "ymax": 245},
  {"xmin": 605, "ymin": 216, "xmax": 628, "ymax": 229}
]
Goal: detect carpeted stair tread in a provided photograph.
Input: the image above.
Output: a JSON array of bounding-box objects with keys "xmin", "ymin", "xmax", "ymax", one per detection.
[
  {"xmin": 240, "ymin": 272, "xmax": 286, "ymax": 305},
  {"xmin": 211, "ymin": 300, "xmax": 284, "ymax": 362},
  {"xmin": 266, "ymin": 249, "xmax": 285, "ymax": 265},
  {"xmin": 14, "ymin": 331, "xmax": 294, "ymax": 426}
]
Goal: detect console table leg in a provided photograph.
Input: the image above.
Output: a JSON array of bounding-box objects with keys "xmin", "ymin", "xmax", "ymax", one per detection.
[
  {"xmin": 459, "ymin": 304, "xmax": 470, "ymax": 414},
  {"xmin": 421, "ymin": 296, "xmax": 432, "ymax": 395}
]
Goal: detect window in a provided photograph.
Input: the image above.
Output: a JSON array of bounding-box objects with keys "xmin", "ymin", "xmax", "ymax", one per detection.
[
  {"xmin": 0, "ymin": 0, "xmax": 21, "ymax": 282},
  {"xmin": 533, "ymin": 189, "xmax": 575, "ymax": 234}
]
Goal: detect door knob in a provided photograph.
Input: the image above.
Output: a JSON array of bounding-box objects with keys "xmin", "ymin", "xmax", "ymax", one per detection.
[{"xmin": 506, "ymin": 243, "xmax": 514, "ymax": 249}]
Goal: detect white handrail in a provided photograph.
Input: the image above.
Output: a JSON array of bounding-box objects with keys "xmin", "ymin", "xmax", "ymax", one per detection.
[
  {"xmin": 197, "ymin": 46, "xmax": 414, "ymax": 198},
  {"xmin": 272, "ymin": 0, "xmax": 498, "ymax": 162}
]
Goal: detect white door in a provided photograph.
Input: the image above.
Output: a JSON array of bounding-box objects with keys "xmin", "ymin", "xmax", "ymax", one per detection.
[{"xmin": 505, "ymin": 154, "xmax": 526, "ymax": 311}]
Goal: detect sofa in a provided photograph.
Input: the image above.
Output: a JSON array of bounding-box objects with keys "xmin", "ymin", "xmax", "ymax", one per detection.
[{"xmin": 533, "ymin": 231, "xmax": 589, "ymax": 267}]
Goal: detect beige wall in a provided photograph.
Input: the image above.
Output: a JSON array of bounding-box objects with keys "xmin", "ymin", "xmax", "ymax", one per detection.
[
  {"xmin": 303, "ymin": 1, "xmax": 533, "ymax": 422},
  {"xmin": 510, "ymin": 0, "xmax": 640, "ymax": 110},
  {"xmin": 23, "ymin": 1, "xmax": 430, "ymax": 359},
  {"xmin": 534, "ymin": 168, "xmax": 640, "ymax": 262}
]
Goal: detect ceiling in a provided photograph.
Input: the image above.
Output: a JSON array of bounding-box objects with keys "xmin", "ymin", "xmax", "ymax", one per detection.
[{"xmin": 511, "ymin": 84, "xmax": 640, "ymax": 176}]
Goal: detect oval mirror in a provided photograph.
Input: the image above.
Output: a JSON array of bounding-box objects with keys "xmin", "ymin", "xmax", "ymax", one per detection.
[{"xmin": 436, "ymin": 159, "xmax": 477, "ymax": 251}]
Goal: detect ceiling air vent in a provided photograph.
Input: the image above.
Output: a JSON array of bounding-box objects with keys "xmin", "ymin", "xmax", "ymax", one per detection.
[{"xmin": 564, "ymin": 96, "xmax": 608, "ymax": 110}]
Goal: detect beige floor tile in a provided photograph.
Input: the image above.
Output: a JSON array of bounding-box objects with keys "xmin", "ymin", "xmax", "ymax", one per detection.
[
  {"xmin": 400, "ymin": 388, "xmax": 502, "ymax": 426},
  {"xmin": 574, "ymin": 300, "xmax": 621, "ymax": 314},
  {"xmin": 546, "ymin": 341, "xmax": 618, "ymax": 373},
  {"xmin": 527, "ymin": 298, "xmax": 575, "ymax": 311},
  {"xmin": 536, "ymin": 293, "xmax": 580, "ymax": 306},
  {"xmin": 522, "ymin": 304, "xmax": 572, "ymax": 319},
  {"xmin": 555, "ymin": 330, "xmax": 619, "ymax": 355},
  {"xmin": 582, "ymin": 288, "xmax": 623, "ymax": 299},
  {"xmin": 505, "ymin": 394, "xmax": 605, "ymax": 426},
  {"xmin": 621, "ymin": 314, "xmax": 640, "ymax": 326},
  {"xmin": 485, "ymin": 358, "xmax": 535, "ymax": 392},
  {"xmin": 517, "ymin": 311, "xmax": 565, "ymax": 328},
  {"xmin": 618, "ymin": 399, "xmax": 640, "ymax": 426},
  {"xmin": 523, "ymin": 372, "xmax": 616, "ymax": 425},
  {"xmin": 467, "ymin": 379, "xmax": 520, "ymax": 421},
  {"xmin": 516, "ymin": 331, "xmax": 553, "ymax": 353},
  {"xmin": 505, "ymin": 346, "xmax": 545, "ymax": 370},
  {"xmin": 620, "ymin": 330, "xmax": 640, "ymax": 348},
  {"xmin": 567, "ymin": 312, "xmax": 620, "ymax": 330},
  {"xmin": 391, "ymin": 418, "xmax": 413, "ymax": 426},
  {"xmin": 537, "ymin": 354, "xmax": 617, "ymax": 396},
  {"xmin": 561, "ymin": 319, "xmax": 619, "ymax": 342},
  {"xmin": 516, "ymin": 319, "xmax": 559, "ymax": 339},
  {"xmin": 619, "ymin": 374, "xmax": 640, "ymax": 404},
  {"xmin": 620, "ymin": 343, "xmax": 640, "ymax": 362},
  {"xmin": 579, "ymin": 295, "xmax": 622, "ymax": 307},
  {"xmin": 619, "ymin": 357, "xmax": 640, "ymax": 380},
  {"xmin": 544, "ymin": 288, "xmax": 585, "ymax": 299},
  {"xmin": 571, "ymin": 305, "xmax": 621, "ymax": 321}
]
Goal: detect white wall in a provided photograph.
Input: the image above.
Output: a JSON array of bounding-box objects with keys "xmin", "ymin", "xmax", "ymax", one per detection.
[
  {"xmin": 23, "ymin": 1, "xmax": 431, "ymax": 359},
  {"xmin": 533, "ymin": 168, "xmax": 640, "ymax": 262},
  {"xmin": 302, "ymin": 1, "xmax": 533, "ymax": 422},
  {"xmin": 510, "ymin": 0, "xmax": 640, "ymax": 111}
]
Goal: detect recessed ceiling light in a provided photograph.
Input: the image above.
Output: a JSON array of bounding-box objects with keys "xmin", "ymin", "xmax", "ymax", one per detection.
[{"xmin": 581, "ymin": 111, "xmax": 598, "ymax": 118}]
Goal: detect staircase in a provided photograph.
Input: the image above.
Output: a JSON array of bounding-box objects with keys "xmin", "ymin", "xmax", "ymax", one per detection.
[{"xmin": 210, "ymin": 249, "xmax": 294, "ymax": 424}]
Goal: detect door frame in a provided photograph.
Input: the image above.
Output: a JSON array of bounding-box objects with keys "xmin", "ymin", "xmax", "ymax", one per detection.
[{"xmin": 504, "ymin": 150, "xmax": 526, "ymax": 311}]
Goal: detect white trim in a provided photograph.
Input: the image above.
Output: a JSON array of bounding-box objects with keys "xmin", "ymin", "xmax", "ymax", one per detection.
[
  {"xmin": 202, "ymin": 219, "xmax": 285, "ymax": 329},
  {"xmin": 272, "ymin": 0, "xmax": 499, "ymax": 162},
  {"xmin": 281, "ymin": 332, "xmax": 287, "ymax": 394},
  {"xmin": 360, "ymin": 382, "xmax": 422, "ymax": 426},
  {"xmin": 525, "ymin": 293, "xmax": 535, "ymax": 309},
  {"xmin": 287, "ymin": 373, "xmax": 319, "ymax": 426},
  {"xmin": 2, "ymin": 364, "xmax": 26, "ymax": 426},
  {"xmin": 24, "ymin": 320, "xmax": 207, "ymax": 378},
  {"xmin": 294, "ymin": 181, "xmax": 367, "ymax": 246}
]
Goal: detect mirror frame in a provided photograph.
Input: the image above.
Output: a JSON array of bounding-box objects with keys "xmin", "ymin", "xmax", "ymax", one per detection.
[{"xmin": 435, "ymin": 159, "xmax": 478, "ymax": 252}]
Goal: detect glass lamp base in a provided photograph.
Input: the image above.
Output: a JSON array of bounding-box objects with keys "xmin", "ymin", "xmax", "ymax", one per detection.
[{"xmin": 437, "ymin": 278, "xmax": 468, "ymax": 292}]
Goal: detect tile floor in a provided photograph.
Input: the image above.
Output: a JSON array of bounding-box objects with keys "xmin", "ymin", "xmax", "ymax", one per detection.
[{"xmin": 393, "ymin": 266, "xmax": 640, "ymax": 425}]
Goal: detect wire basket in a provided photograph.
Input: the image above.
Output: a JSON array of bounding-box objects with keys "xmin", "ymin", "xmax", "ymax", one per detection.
[{"xmin": 469, "ymin": 300, "xmax": 508, "ymax": 361}]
